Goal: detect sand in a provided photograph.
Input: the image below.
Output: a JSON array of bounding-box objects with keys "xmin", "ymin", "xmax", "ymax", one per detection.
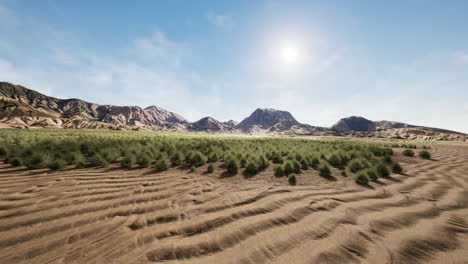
[{"xmin": 0, "ymin": 142, "xmax": 467, "ymax": 264}]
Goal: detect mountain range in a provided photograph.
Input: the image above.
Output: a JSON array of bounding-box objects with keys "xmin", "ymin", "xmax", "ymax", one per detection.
[{"xmin": 0, "ymin": 82, "xmax": 466, "ymax": 141}]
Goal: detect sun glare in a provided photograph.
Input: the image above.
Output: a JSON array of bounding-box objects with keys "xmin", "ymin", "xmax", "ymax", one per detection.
[{"xmin": 280, "ymin": 45, "xmax": 298, "ymax": 64}]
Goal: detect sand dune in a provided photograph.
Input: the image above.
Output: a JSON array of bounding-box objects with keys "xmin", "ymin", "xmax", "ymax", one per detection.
[{"xmin": 0, "ymin": 143, "xmax": 467, "ymax": 263}]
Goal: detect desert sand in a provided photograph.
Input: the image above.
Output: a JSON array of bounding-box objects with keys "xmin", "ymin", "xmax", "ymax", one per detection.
[{"xmin": 0, "ymin": 142, "xmax": 467, "ymax": 264}]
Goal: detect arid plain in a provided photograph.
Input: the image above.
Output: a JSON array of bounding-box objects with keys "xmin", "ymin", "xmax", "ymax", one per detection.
[{"xmin": 0, "ymin": 140, "xmax": 467, "ymax": 264}]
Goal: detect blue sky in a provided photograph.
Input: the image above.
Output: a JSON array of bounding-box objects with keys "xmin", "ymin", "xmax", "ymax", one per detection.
[{"xmin": 0, "ymin": 0, "xmax": 467, "ymax": 132}]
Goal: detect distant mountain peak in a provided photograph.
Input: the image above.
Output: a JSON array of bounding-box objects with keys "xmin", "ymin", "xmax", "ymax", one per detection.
[
  {"xmin": 236, "ymin": 108, "xmax": 300, "ymax": 131},
  {"xmin": 188, "ymin": 116, "xmax": 228, "ymax": 132}
]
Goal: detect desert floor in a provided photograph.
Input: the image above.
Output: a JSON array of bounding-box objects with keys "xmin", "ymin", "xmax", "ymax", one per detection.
[{"xmin": 0, "ymin": 142, "xmax": 467, "ymax": 264}]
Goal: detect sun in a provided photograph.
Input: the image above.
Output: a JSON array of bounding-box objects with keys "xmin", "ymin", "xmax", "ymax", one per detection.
[{"xmin": 280, "ymin": 45, "xmax": 298, "ymax": 64}]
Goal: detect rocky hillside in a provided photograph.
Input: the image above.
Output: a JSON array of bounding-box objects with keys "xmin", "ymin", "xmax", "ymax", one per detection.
[
  {"xmin": 187, "ymin": 117, "xmax": 229, "ymax": 132},
  {"xmin": 332, "ymin": 116, "xmax": 466, "ymax": 141},
  {"xmin": 0, "ymin": 82, "xmax": 185, "ymax": 130},
  {"xmin": 236, "ymin": 108, "xmax": 300, "ymax": 131},
  {"xmin": 0, "ymin": 82, "xmax": 465, "ymax": 140}
]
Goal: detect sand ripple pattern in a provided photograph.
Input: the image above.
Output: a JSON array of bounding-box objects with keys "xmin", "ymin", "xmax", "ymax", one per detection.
[{"xmin": 0, "ymin": 143, "xmax": 467, "ymax": 263}]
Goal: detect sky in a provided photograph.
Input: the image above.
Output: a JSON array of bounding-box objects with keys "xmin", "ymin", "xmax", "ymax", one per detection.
[{"xmin": 0, "ymin": 0, "xmax": 467, "ymax": 133}]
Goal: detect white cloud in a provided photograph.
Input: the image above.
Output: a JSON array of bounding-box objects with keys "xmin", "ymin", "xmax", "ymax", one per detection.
[{"xmin": 206, "ymin": 11, "xmax": 232, "ymax": 28}]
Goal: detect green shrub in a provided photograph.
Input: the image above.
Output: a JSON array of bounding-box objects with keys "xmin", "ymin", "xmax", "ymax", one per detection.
[
  {"xmin": 292, "ymin": 160, "xmax": 301, "ymax": 173},
  {"xmin": 189, "ymin": 151, "xmax": 207, "ymax": 167},
  {"xmin": 419, "ymin": 150, "xmax": 431, "ymax": 159},
  {"xmin": 25, "ymin": 153, "xmax": 49, "ymax": 169},
  {"xmin": 349, "ymin": 159, "xmax": 364, "ymax": 173},
  {"xmin": 48, "ymin": 159, "xmax": 67, "ymax": 171},
  {"xmin": 300, "ymin": 159, "xmax": 308, "ymax": 170},
  {"xmin": 226, "ymin": 159, "xmax": 239, "ymax": 174},
  {"xmin": 274, "ymin": 165, "xmax": 284, "ymax": 177},
  {"xmin": 189, "ymin": 166, "xmax": 196, "ymax": 172},
  {"xmin": 366, "ymin": 169, "xmax": 378, "ymax": 181},
  {"xmin": 309, "ymin": 157, "xmax": 320, "ymax": 169},
  {"xmin": 272, "ymin": 153, "xmax": 283, "ymax": 164},
  {"xmin": 284, "ymin": 161, "xmax": 294, "ymax": 175},
  {"xmin": 391, "ymin": 162, "xmax": 402, "ymax": 174},
  {"xmin": 0, "ymin": 146, "xmax": 6, "ymax": 156},
  {"xmin": 156, "ymin": 157, "xmax": 170, "ymax": 171},
  {"xmin": 258, "ymin": 156, "xmax": 269, "ymax": 170},
  {"xmin": 328, "ymin": 154, "xmax": 342, "ymax": 167},
  {"xmin": 170, "ymin": 151, "xmax": 185, "ymax": 166},
  {"xmin": 121, "ymin": 154, "xmax": 136, "ymax": 168},
  {"xmin": 355, "ymin": 172, "xmax": 369, "ymax": 185},
  {"xmin": 137, "ymin": 154, "xmax": 151, "ymax": 167},
  {"xmin": 10, "ymin": 157, "xmax": 23, "ymax": 167},
  {"xmin": 376, "ymin": 163, "xmax": 390, "ymax": 178},
  {"xmin": 245, "ymin": 161, "xmax": 258, "ymax": 176},
  {"xmin": 402, "ymin": 149, "xmax": 415, "ymax": 157},
  {"xmin": 288, "ymin": 174, "xmax": 297, "ymax": 185},
  {"xmin": 206, "ymin": 164, "xmax": 214, "ymax": 173},
  {"xmin": 91, "ymin": 154, "xmax": 109, "ymax": 167},
  {"xmin": 382, "ymin": 155, "xmax": 393, "ymax": 164},
  {"xmin": 341, "ymin": 170, "xmax": 347, "ymax": 177},
  {"xmin": 319, "ymin": 162, "xmax": 332, "ymax": 177}
]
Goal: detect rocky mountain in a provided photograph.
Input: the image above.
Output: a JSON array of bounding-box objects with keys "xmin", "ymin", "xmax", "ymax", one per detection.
[
  {"xmin": 223, "ymin": 120, "xmax": 239, "ymax": 128},
  {"xmin": 187, "ymin": 116, "xmax": 229, "ymax": 132},
  {"xmin": 235, "ymin": 108, "xmax": 328, "ymax": 135},
  {"xmin": 0, "ymin": 82, "xmax": 465, "ymax": 141},
  {"xmin": 331, "ymin": 116, "xmax": 376, "ymax": 132},
  {"xmin": 332, "ymin": 116, "xmax": 466, "ymax": 141},
  {"xmin": 236, "ymin": 108, "xmax": 300, "ymax": 131},
  {"xmin": 145, "ymin": 105, "xmax": 188, "ymax": 124},
  {"xmin": 0, "ymin": 82, "xmax": 185, "ymax": 130}
]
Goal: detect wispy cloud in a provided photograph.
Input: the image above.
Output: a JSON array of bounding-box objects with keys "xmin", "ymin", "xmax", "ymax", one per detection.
[{"xmin": 206, "ymin": 11, "xmax": 232, "ymax": 28}]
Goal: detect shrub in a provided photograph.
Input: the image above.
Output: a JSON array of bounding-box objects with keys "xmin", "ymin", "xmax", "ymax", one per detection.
[
  {"xmin": 284, "ymin": 161, "xmax": 294, "ymax": 175},
  {"xmin": 170, "ymin": 152, "xmax": 185, "ymax": 166},
  {"xmin": 366, "ymin": 169, "xmax": 378, "ymax": 181},
  {"xmin": 376, "ymin": 163, "xmax": 390, "ymax": 178},
  {"xmin": 137, "ymin": 154, "xmax": 151, "ymax": 167},
  {"xmin": 341, "ymin": 170, "xmax": 347, "ymax": 177},
  {"xmin": 355, "ymin": 172, "xmax": 369, "ymax": 185},
  {"xmin": 309, "ymin": 157, "xmax": 320, "ymax": 169},
  {"xmin": 349, "ymin": 159, "xmax": 363, "ymax": 173},
  {"xmin": 189, "ymin": 166, "xmax": 196, "ymax": 172},
  {"xmin": 274, "ymin": 165, "xmax": 284, "ymax": 177},
  {"xmin": 239, "ymin": 157, "xmax": 246, "ymax": 168},
  {"xmin": 319, "ymin": 162, "xmax": 332, "ymax": 177},
  {"xmin": 189, "ymin": 151, "xmax": 207, "ymax": 167},
  {"xmin": 245, "ymin": 161, "xmax": 259, "ymax": 176},
  {"xmin": 288, "ymin": 174, "xmax": 297, "ymax": 185},
  {"xmin": 48, "ymin": 159, "xmax": 67, "ymax": 171},
  {"xmin": 272, "ymin": 153, "xmax": 283, "ymax": 164},
  {"xmin": 121, "ymin": 154, "xmax": 136, "ymax": 168},
  {"xmin": 226, "ymin": 159, "xmax": 239, "ymax": 174},
  {"xmin": 156, "ymin": 157, "xmax": 170, "ymax": 171},
  {"xmin": 25, "ymin": 153, "xmax": 49, "ymax": 169},
  {"xmin": 292, "ymin": 160, "xmax": 301, "ymax": 173},
  {"xmin": 206, "ymin": 164, "xmax": 214, "ymax": 173},
  {"xmin": 402, "ymin": 149, "xmax": 415, "ymax": 157},
  {"xmin": 91, "ymin": 154, "xmax": 109, "ymax": 167},
  {"xmin": 11, "ymin": 157, "xmax": 23, "ymax": 166},
  {"xmin": 419, "ymin": 150, "xmax": 431, "ymax": 159},
  {"xmin": 0, "ymin": 146, "xmax": 6, "ymax": 156},
  {"xmin": 258, "ymin": 156, "xmax": 269, "ymax": 170},
  {"xmin": 328, "ymin": 154, "xmax": 342, "ymax": 167},
  {"xmin": 382, "ymin": 155, "xmax": 393, "ymax": 164},
  {"xmin": 300, "ymin": 159, "xmax": 308, "ymax": 170},
  {"xmin": 392, "ymin": 162, "xmax": 402, "ymax": 174}
]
